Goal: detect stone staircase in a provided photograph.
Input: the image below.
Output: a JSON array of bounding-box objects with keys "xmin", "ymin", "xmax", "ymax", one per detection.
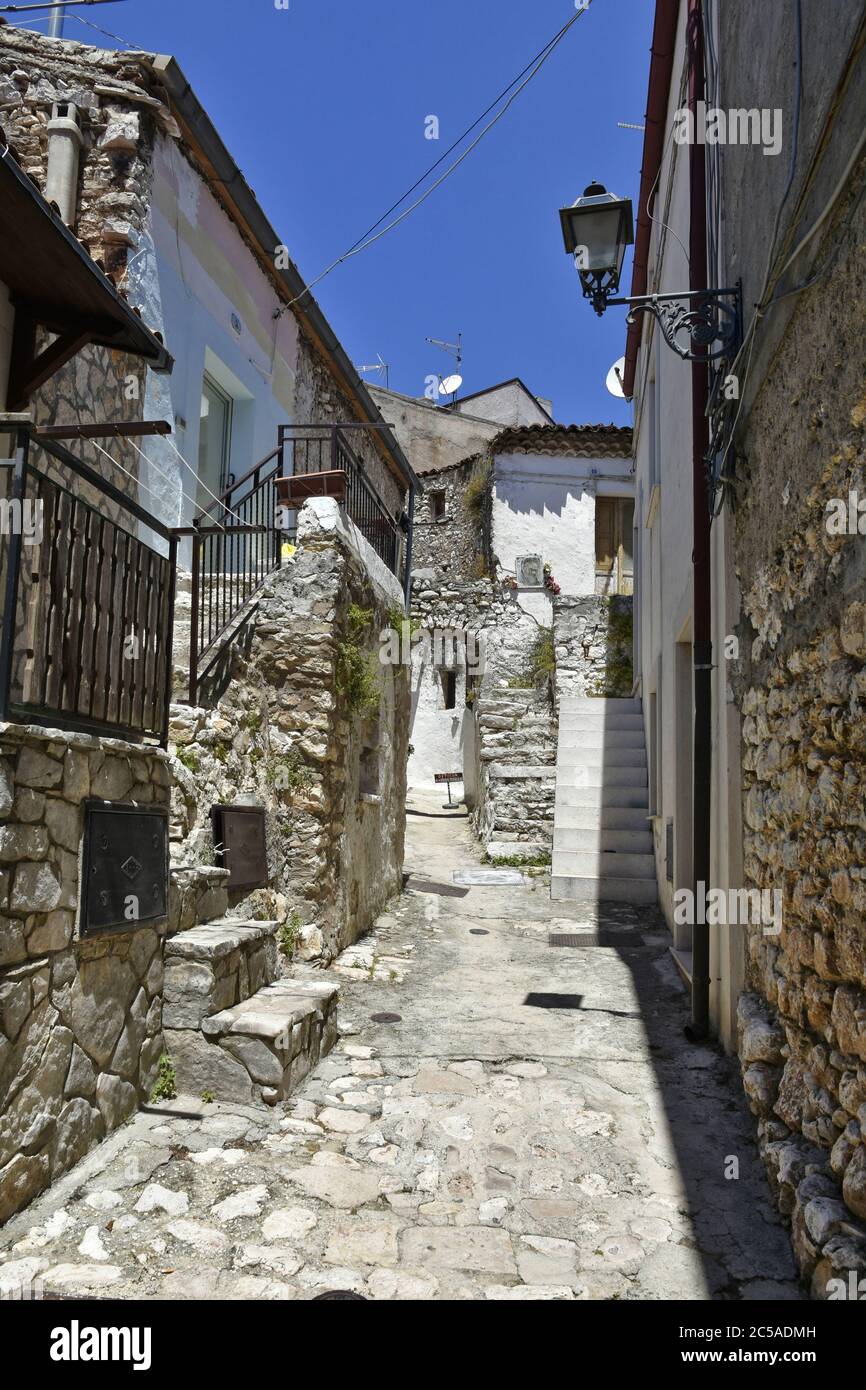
[
  {"xmin": 162, "ymin": 890, "xmax": 337, "ymax": 1107},
  {"xmin": 474, "ymin": 687, "xmax": 557, "ymax": 859},
  {"xmin": 550, "ymin": 695, "xmax": 658, "ymax": 904}
]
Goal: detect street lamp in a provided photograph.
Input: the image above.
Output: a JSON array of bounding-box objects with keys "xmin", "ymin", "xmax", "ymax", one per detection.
[
  {"xmin": 558, "ymin": 181, "xmax": 634, "ymax": 316},
  {"xmin": 559, "ymin": 178, "xmax": 741, "ymax": 362}
]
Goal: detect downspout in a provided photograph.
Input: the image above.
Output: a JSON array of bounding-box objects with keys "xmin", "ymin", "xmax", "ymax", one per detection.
[{"xmin": 686, "ymin": 0, "xmax": 712, "ymax": 1040}]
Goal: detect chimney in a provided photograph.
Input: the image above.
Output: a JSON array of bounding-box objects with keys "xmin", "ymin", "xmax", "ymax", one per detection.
[{"xmin": 45, "ymin": 101, "xmax": 83, "ymax": 225}]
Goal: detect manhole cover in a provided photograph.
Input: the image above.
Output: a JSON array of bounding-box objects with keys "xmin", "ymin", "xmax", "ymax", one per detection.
[
  {"xmin": 470, "ymin": 928, "xmax": 489, "ymax": 936},
  {"xmin": 313, "ymin": 1291, "xmax": 367, "ymax": 1301},
  {"xmin": 549, "ymin": 932, "xmax": 643, "ymax": 948},
  {"xmin": 371, "ymin": 1012, "xmax": 402, "ymax": 1024}
]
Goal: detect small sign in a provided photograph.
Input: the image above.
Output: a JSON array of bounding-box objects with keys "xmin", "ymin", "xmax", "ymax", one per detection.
[
  {"xmin": 434, "ymin": 772, "xmax": 463, "ymax": 784},
  {"xmin": 81, "ymin": 801, "xmax": 168, "ymax": 936},
  {"xmin": 211, "ymin": 804, "xmax": 268, "ymax": 890}
]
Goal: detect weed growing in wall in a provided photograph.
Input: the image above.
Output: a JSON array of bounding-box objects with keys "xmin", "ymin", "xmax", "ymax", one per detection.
[
  {"xmin": 337, "ymin": 604, "xmax": 381, "ymax": 716},
  {"xmin": 150, "ymin": 1055, "xmax": 177, "ymax": 1103},
  {"xmin": 462, "ymin": 460, "xmax": 492, "ymax": 520}
]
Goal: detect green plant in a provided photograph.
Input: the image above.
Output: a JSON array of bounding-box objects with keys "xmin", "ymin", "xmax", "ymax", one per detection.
[
  {"xmin": 462, "ymin": 460, "xmax": 492, "ymax": 520},
  {"xmin": 213, "ymin": 741, "xmax": 230, "ymax": 764},
  {"xmin": 151, "ymin": 1054, "xmax": 177, "ymax": 1103},
  {"xmin": 528, "ymin": 628, "xmax": 556, "ymax": 685},
  {"xmin": 336, "ymin": 604, "xmax": 381, "ymax": 716},
  {"xmin": 484, "ymin": 851, "xmax": 552, "ymax": 868},
  {"xmin": 588, "ymin": 600, "xmax": 634, "ymax": 697},
  {"xmin": 175, "ymin": 747, "xmax": 199, "ymax": 774},
  {"xmin": 246, "ymin": 710, "xmax": 262, "ymax": 734},
  {"xmin": 385, "ymin": 603, "xmax": 420, "ymax": 637},
  {"xmin": 278, "ymin": 909, "xmax": 302, "ymax": 959},
  {"xmin": 506, "ymin": 675, "xmax": 533, "ymax": 689},
  {"xmin": 266, "ymin": 749, "xmax": 314, "ymax": 796},
  {"xmin": 201, "ymin": 1089, "xmax": 215, "ymax": 1105}
]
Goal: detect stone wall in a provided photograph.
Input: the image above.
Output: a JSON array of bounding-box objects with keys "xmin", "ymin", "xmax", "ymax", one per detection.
[
  {"xmin": 0, "ymin": 29, "xmax": 158, "ymax": 461},
  {"xmin": 169, "ymin": 498, "xmax": 409, "ymax": 964},
  {"xmin": 731, "ymin": 150, "xmax": 866, "ymax": 1293},
  {"xmin": 553, "ymin": 596, "xmax": 634, "ymax": 703},
  {"xmin": 0, "ymin": 724, "xmax": 171, "ymax": 1224},
  {"xmin": 413, "ymin": 455, "xmax": 490, "ymax": 575},
  {"xmin": 470, "ymin": 688, "xmax": 557, "ymax": 858}
]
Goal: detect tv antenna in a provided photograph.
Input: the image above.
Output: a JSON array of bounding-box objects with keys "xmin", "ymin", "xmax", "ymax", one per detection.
[
  {"xmin": 355, "ymin": 353, "xmax": 390, "ymax": 389},
  {"xmin": 605, "ymin": 355, "xmax": 627, "ymax": 399},
  {"xmin": 617, "ymin": 121, "xmax": 646, "ymax": 132},
  {"xmin": 426, "ymin": 331, "xmax": 463, "ymax": 401}
]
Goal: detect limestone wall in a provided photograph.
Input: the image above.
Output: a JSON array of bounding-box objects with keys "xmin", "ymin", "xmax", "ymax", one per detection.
[
  {"xmin": 169, "ymin": 500, "xmax": 409, "ymax": 964},
  {"xmin": 730, "ymin": 154, "xmax": 866, "ymax": 1293},
  {"xmin": 0, "ymin": 725, "xmax": 171, "ymax": 1224},
  {"xmin": 553, "ymin": 596, "xmax": 634, "ymax": 703}
]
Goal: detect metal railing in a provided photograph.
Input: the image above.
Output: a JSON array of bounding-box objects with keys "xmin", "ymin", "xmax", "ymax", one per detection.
[
  {"xmin": 183, "ymin": 447, "xmax": 283, "ymax": 705},
  {"xmin": 278, "ymin": 424, "xmax": 404, "ymax": 577},
  {"xmin": 0, "ymin": 423, "xmax": 176, "ymax": 745}
]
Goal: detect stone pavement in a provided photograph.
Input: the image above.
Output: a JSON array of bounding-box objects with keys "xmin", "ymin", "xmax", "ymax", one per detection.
[{"xmin": 0, "ymin": 792, "xmax": 803, "ymax": 1301}]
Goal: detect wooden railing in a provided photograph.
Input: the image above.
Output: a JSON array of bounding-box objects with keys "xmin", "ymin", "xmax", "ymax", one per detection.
[{"xmin": 0, "ymin": 422, "xmax": 176, "ymax": 745}]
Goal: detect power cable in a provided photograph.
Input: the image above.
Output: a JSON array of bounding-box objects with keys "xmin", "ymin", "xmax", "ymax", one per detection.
[{"xmin": 274, "ymin": 1, "xmax": 595, "ymax": 318}]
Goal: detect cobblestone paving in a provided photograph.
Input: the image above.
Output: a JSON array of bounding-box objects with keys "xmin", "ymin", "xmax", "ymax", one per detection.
[{"xmin": 0, "ymin": 795, "xmax": 803, "ymax": 1301}]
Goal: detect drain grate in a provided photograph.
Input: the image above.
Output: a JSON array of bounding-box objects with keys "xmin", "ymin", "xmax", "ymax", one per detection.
[
  {"xmin": 548, "ymin": 932, "xmax": 643, "ymax": 948},
  {"xmin": 371, "ymin": 1012, "xmax": 402, "ymax": 1023},
  {"xmin": 313, "ymin": 1291, "xmax": 367, "ymax": 1301}
]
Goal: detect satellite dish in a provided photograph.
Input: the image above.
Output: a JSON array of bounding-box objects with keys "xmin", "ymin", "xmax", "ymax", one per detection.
[
  {"xmin": 439, "ymin": 374, "xmax": 463, "ymax": 396},
  {"xmin": 605, "ymin": 356, "xmax": 626, "ymax": 399}
]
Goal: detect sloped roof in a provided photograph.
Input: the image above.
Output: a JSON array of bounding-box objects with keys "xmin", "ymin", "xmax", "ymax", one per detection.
[{"xmin": 491, "ymin": 424, "xmax": 633, "ymax": 458}]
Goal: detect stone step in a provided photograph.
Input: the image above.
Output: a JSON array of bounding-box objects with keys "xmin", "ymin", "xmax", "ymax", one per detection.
[
  {"xmin": 180, "ymin": 978, "xmax": 339, "ymax": 1104},
  {"xmin": 559, "ymin": 696, "xmax": 642, "ymax": 711},
  {"xmin": 486, "ymin": 839, "xmax": 550, "ymax": 862},
  {"xmin": 553, "ymin": 804, "xmax": 651, "ymax": 831},
  {"xmin": 163, "ymin": 919, "xmax": 280, "ymax": 1029},
  {"xmin": 551, "ymin": 850, "xmax": 656, "ymax": 879},
  {"xmin": 553, "ymin": 827, "xmax": 653, "ymax": 854},
  {"xmin": 556, "ymin": 746, "xmax": 647, "ymax": 769},
  {"xmin": 555, "ymin": 785, "xmax": 649, "ymax": 810},
  {"xmin": 558, "ymin": 711, "xmax": 645, "ymax": 729},
  {"xmin": 550, "ymin": 874, "xmax": 659, "ymax": 904},
  {"xmin": 557, "ymin": 724, "xmax": 646, "ymax": 745},
  {"xmin": 555, "ymin": 765, "xmax": 648, "ymax": 788}
]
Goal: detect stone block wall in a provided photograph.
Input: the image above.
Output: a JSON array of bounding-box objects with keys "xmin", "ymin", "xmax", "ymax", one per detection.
[
  {"xmin": 412, "ymin": 455, "xmax": 490, "ymax": 575},
  {"xmin": 553, "ymin": 595, "xmax": 634, "ymax": 703},
  {"xmin": 0, "ymin": 724, "xmax": 170, "ymax": 1224},
  {"xmin": 731, "ymin": 157, "xmax": 866, "ymax": 1293},
  {"xmin": 168, "ymin": 499, "xmax": 410, "ymax": 965}
]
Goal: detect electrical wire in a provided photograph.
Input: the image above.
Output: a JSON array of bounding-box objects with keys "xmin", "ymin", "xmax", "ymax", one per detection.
[
  {"xmin": 274, "ymin": 1, "xmax": 595, "ymax": 318},
  {"xmin": 133, "ymin": 435, "xmax": 250, "ymax": 529}
]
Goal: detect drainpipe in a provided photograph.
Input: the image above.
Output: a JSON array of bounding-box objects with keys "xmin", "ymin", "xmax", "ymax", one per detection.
[
  {"xmin": 686, "ymin": 0, "xmax": 712, "ymax": 1040},
  {"xmin": 47, "ymin": 6, "xmax": 66, "ymax": 39},
  {"xmin": 44, "ymin": 102, "xmax": 82, "ymax": 227}
]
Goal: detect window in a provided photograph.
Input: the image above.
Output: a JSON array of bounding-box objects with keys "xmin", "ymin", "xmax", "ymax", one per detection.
[
  {"xmin": 429, "ymin": 490, "xmax": 446, "ymax": 521},
  {"xmin": 197, "ymin": 373, "xmax": 233, "ymax": 513},
  {"xmin": 595, "ymin": 497, "xmax": 634, "ymax": 596},
  {"xmin": 441, "ymin": 669, "xmax": 457, "ymax": 710}
]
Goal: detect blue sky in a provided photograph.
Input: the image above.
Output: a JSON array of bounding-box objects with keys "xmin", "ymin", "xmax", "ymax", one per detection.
[{"xmin": 22, "ymin": 0, "xmax": 653, "ymax": 424}]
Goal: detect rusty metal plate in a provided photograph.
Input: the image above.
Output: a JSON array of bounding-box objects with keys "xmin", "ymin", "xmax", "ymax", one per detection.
[
  {"xmin": 211, "ymin": 804, "xmax": 268, "ymax": 891},
  {"xmin": 548, "ymin": 932, "xmax": 643, "ymax": 948},
  {"xmin": 82, "ymin": 801, "xmax": 168, "ymax": 936}
]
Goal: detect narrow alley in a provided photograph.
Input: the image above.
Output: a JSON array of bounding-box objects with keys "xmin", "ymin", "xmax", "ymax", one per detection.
[{"xmin": 0, "ymin": 794, "xmax": 800, "ymax": 1302}]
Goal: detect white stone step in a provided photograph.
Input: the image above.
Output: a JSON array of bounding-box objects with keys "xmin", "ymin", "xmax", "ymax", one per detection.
[
  {"xmin": 557, "ymin": 726, "xmax": 646, "ymax": 747},
  {"xmin": 556, "ymin": 746, "xmax": 647, "ymax": 769},
  {"xmin": 550, "ymin": 874, "xmax": 659, "ymax": 904},
  {"xmin": 553, "ymin": 804, "xmax": 651, "ymax": 830},
  {"xmin": 556, "ymin": 765, "xmax": 648, "ymax": 788},
  {"xmin": 551, "ymin": 850, "xmax": 656, "ymax": 879},
  {"xmin": 555, "ymin": 785, "xmax": 649, "ymax": 809},
  {"xmin": 553, "ymin": 827, "xmax": 653, "ymax": 853},
  {"xmin": 558, "ymin": 712, "xmax": 645, "ymax": 730},
  {"xmin": 559, "ymin": 696, "xmax": 641, "ymax": 710}
]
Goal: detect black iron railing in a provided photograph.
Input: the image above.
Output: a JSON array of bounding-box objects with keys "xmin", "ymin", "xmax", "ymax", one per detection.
[
  {"xmin": 0, "ymin": 423, "xmax": 176, "ymax": 745},
  {"xmin": 278, "ymin": 424, "xmax": 404, "ymax": 577},
  {"xmin": 183, "ymin": 447, "xmax": 283, "ymax": 704}
]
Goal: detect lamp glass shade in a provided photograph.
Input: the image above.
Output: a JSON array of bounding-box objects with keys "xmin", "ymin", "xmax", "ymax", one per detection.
[{"xmin": 559, "ymin": 187, "xmax": 634, "ymax": 276}]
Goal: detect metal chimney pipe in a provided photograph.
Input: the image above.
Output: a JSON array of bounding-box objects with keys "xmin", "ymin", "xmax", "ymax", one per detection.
[{"xmin": 47, "ymin": 5, "xmax": 66, "ymax": 37}]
